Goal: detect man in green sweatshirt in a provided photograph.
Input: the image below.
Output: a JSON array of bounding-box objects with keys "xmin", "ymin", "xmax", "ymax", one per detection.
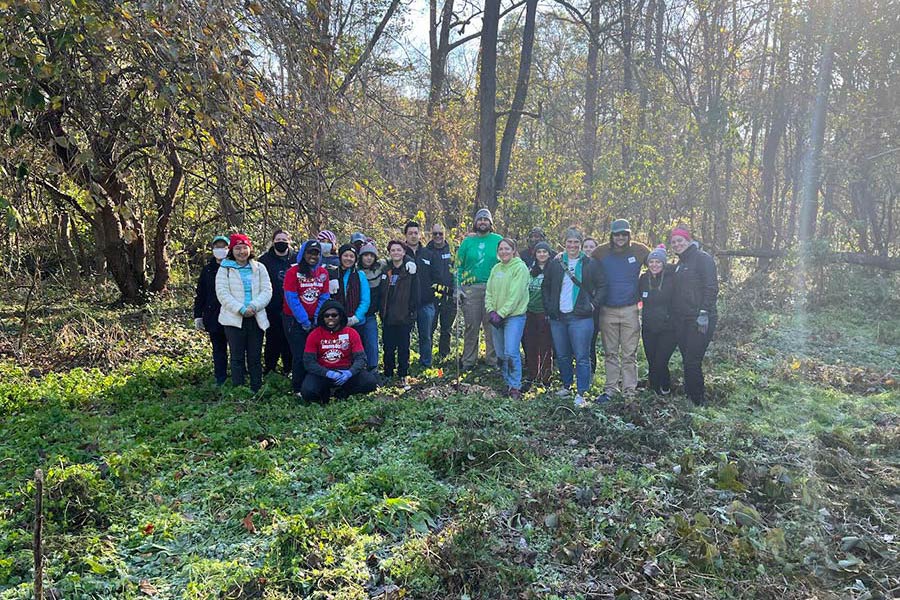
[{"xmin": 455, "ymin": 208, "xmax": 502, "ymax": 369}]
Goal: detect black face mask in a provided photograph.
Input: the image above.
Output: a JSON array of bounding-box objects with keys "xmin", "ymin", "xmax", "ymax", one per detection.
[{"xmin": 273, "ymin": 241, "xmax": 290, "ymax": 253}]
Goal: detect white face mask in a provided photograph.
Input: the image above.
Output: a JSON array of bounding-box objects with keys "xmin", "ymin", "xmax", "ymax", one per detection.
[
  {"xmin": 320, "ymin": 242, "xmax": 332, "ymax": 255},
  {"xmin": 212, "ymin": 248, "xmax": 228, "ymax": 260}
]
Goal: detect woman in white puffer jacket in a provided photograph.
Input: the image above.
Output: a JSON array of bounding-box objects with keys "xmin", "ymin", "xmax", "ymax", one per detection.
[{"xmin": 215, "ymin": 233, "xmax": 272, "ymax": 392}]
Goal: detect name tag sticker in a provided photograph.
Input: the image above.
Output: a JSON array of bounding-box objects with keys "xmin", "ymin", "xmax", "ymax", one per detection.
[
  {"xmin": 628, "ymin": 256, "xmax": 636, "ymax": 263},
  {"xmin": 642, "ymin": 291, "xmax": 649, "ymax": 298}
]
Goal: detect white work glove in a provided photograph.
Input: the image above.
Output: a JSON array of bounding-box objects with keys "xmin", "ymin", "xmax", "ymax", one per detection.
[
  {"xmin": 194, "ymin": 318, "xmax": 204, "ymax": 331},
  {"xmin": 405, "ymin": 261, "xmax": 417, "ymax": 274},
  {"xmin": 329, "ymin": 279, "xmax": 340, "ymax": 294},
  {"xmin": 347, "ymin": 316, "xmax": 360, "ymax": 327}
]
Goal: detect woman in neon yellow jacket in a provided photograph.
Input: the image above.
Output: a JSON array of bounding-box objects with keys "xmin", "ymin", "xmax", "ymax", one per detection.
[{"xmin": 485, "ymin": 238, "xmax": 530, "ymax": 398}]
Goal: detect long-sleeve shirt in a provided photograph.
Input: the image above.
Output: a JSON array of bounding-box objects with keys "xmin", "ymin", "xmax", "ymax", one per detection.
[{"xmin": 456, "ymin": 232, "xmax": 502, "ymax": 286}]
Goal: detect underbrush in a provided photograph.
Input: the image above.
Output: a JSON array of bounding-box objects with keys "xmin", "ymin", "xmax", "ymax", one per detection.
[{"xmin": 0, "ymin": 279, "xmax": 898, "ymax": 599}]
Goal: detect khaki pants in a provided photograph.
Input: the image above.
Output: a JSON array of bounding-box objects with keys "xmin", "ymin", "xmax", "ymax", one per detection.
[
  {"xmin": 600, "ymin": 304, "xmax": 640, "ymax": 394},
  {"xmin": 461, "ymin": 284, "xmax": 497, "ymax": 368}
]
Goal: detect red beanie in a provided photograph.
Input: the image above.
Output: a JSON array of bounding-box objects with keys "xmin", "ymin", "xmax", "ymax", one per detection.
[
  {"xmin": 670, "ymin": 227, "xmax": 692, "ymax": 241},
  {"xmin": 229, "ymin": 233, "xmax": 252, "ymax": 250}
]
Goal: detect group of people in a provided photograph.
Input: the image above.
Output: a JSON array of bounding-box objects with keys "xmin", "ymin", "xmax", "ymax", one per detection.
[{"xmin": 193, "ymin": 209, "xmax": 718, "ymax": 406}]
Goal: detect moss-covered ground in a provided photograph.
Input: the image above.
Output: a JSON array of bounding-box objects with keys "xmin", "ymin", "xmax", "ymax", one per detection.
[{"xmin": 1, "ymin": 273, "xmax": 897, "ymax": 599}]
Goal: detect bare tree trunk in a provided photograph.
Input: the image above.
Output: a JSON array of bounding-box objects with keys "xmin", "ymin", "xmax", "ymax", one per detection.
[
  {"xmin": 582, "ymin": 0, "xmax": 601, "ymax": 201},
  {"xmin": 495, "ymin": 0, "xmax": 538, "ymax": 195},
  {"xmin": 148, "ymin": 142, "xmax": 184, "ymax": 293},
  {"xmin": 476, "ymin": 0, "xmax": 501, "ymax": 210},
  {"xmin": 798, "ymin": 0, "xmax": 836, "ymax": 246}
]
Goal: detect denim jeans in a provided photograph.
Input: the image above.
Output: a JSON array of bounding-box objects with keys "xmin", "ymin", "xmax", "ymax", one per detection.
[
  {"xmin": 491, "ymin": 314, "xmax": 526, "ymax": 390},
  {"xmin": 223, "ymin": 318, "xmax": 264, "ymax": 391},
  {"xmin": 356, "ymin": 317, "xmax": 379, "ymax": 369},
  {"xmin": 431, "ymin": 295, "xmax": 458, "ymax": 358},
  {"xmin": 416, "ymin": 302, "xmax": 436, "ymax": 366},
  {"xmin": 550, "ymin": 314, "xmax": 594, "ymax": 394}
]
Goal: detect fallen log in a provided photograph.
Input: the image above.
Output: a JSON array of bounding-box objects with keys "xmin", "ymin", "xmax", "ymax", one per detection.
[{"xmin": 714, "ymin": 249, "xmax": 900, "ymax": 271}]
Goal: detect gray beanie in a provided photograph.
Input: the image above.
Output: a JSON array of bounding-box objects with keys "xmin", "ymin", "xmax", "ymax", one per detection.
[
  {"xmin": 474, "ymin": 208, "xmax": 493, "ymax": 226},
  {"xmin": 358, "ymin": 242, "xmax": 378, "ymax": 257},
  {"xmin": 647, "ymin": 244, "xmax": 667, "ymax": 264},
  {"xmin": 563, "ymin": 227, "xmax": 583, "ymax": 242}
]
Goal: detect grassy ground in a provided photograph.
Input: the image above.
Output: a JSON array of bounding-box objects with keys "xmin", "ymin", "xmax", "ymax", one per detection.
[{"xmin": 0, "ymin": 274, "xmax": 897, "ymax": 599}]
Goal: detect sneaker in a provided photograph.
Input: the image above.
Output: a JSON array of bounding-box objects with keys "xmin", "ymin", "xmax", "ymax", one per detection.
[
  {"xmin": 594, "ymin": 393, "xmax": 611, "ymax": 404},
  {"xmin": 659, "ymin": 387, "xmax": 671, "ymax": 396},
  {"xmin": 508, "ymin": 388, "xmax": 522, "ymax": 400},
  {"xmin": 556, "ymin": 388, "xmax": 572, "ymax": 398},
  {"xmin": 573, "ymin": 394, "xmax": 589, "ymax": 408}
]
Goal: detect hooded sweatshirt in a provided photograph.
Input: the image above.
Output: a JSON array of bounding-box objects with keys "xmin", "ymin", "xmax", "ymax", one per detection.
[
  {"xmin": 283, "ymin": 240, "xmax": 331, "ymax": 326},
  {"xmin": 485, "ymin": 256, "xmax": 530, "ymax": 318},
  {"xmin": 303, "ymin": 299, "xmax": 367, "ymax": 377}
]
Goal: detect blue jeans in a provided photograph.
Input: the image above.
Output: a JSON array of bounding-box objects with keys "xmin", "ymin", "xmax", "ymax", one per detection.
[
  {"xmin": 491, "ymin": 314, "xmax": 526, "ymax": 390},
  {"xmin": 550, "ymin": 314, "xmax": 594, "ymax": 393},
  {"xmin": 356, "ymin": 317, "xmax": 379, "ymax": 369},
  {"xmin": 416, "ymin": 302, "xmax": 436, "ymax": 366}
]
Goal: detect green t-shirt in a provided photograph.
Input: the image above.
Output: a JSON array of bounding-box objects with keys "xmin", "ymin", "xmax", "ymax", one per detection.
[
  {"xmin": 527, "ymin": 269, "xmax": 545, "ymax": 313},
  {"xmin": 456, "ymin": 232, "xmax": 502, "ymax": 285}
]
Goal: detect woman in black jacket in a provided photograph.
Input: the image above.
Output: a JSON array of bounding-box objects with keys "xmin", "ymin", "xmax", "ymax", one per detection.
[
  {"xmin": 669, "ymin": 226, "xmax": 719, "ymax": 404},
  {"xmin": 193, "ymin": 235, "xmax": 230, "ymax": 385},
  {"xmin": 380, "ymin": 240, "xmax": 419, "ymax": 384},
  {"xmin": 638, "ymin": 245, "xmax": 677, "ymax": 395}
]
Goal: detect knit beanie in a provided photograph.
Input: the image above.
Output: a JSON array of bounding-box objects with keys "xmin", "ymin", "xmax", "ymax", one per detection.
[
  {"xmin": 474, "ymin": 208, "xmax": 493, "ymax": 226},
  {"xmin": 647, "ymin": 244, "xmax": 667, "ymax": 264},
  {"xmin": 228, "ymin": 233, "xmax": 252, "ymax": 250},
  {"xmin": 533, "ymin": 241, "xmax": 552, "ymax": 254},
  {"xmin": 563, "ymin": 227, "xmax": 583, "ymax": 242},
  {"xmin": 670, "ymin": 226, "xmax": 692, "ymax": 241},
  {"xmin": 359, "ymin": 242, "xmax": 378, "ymax": 257},
  {"xmin": 338, "ymin": 243, "xmax": 357, "ymax": 258}
]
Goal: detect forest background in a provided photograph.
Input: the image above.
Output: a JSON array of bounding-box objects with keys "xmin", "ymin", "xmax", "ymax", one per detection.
[{"xmin": 0, "ymin": 0, "xmax": 898, "ymax": 598}]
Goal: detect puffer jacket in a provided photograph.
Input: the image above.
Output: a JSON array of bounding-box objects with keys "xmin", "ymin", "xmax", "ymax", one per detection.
[
  {"xmin": 671, "ymin": 242, "xmax": 718, "ymax": 319},
  {"xmin": 638, "ymin": 265, "xmax": 675, "ymax": 332},
  {"xmin": 215, "ymin": 259, "xmax": 273, "ymax": 330}
]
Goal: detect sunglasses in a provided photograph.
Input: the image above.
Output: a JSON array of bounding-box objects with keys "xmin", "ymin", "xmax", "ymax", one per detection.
[
  {"xmin": 323, "ymin": 312, "xmax": 340, "ymax": 319},
  {"xmin": 612, "ymin": 232, "xmax": 629, "ymax": 237},
  {"xmin": 431, "ymin": 232, "xmax": 444, "ymax": 237}
]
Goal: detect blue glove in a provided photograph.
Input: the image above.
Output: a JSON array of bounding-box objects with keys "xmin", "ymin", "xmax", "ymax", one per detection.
[
  {"xmin": 697, "ymin": 311, "xmax": 709, "ymax": 335},
  {"xmin": 326, "ymin": 370, "xmax": 341, "ymax": 382},
  {"xmin": 300, "ymin": 319, "xmax": 312, "ymax": 332},
  {"xmin": 335, "ymin": 370, "xmax": 352, "ymax": 386}
]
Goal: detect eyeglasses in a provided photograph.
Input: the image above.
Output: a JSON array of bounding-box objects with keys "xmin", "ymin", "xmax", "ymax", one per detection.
[{"xmin": 323, "ymin": 313, "xmax": 340, "ymax": 319}]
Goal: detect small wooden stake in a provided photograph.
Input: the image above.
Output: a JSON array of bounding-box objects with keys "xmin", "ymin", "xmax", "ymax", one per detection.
[{"xmin": 34, "ymin": 469, "xmax": 43, "ymax": 600}]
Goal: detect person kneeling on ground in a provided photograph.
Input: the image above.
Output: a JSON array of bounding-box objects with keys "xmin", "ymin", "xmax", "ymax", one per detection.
[{"xmin": 301, "ymin": 300, "xmax": 378, "ymax": 403}]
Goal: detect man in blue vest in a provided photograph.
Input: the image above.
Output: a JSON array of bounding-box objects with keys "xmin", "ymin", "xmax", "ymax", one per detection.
[{"xmin": 593, "ymin": 219, "xmax": 649, "ymax": 401}]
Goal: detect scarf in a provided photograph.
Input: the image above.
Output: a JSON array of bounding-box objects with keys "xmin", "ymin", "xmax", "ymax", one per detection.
[{"xmin": 338, "ymin": 266, "xmax": 362, "ymax": 314}]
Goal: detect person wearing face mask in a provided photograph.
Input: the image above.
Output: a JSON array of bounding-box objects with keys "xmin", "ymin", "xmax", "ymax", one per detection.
[
  {"xmin": 193, "ymin": 235, "xmax": 230, "ymax": 385},
  {"xmin": 522, "ymin": 241, "xmax": 553, "ymax": 388},
  {"xmin": 669, "ymin": 226, "xmax": 718, "ymax": 404},
  {"xmin": 215, "ymin": 234, "xmax": 273, "ymax": 392},
  {"xmin": 317, "ymin": 230, "xmax": 340, "ymax": 267},
  {"xmin": 283, "ymin": 240, "xmax": 331, "ymax": 395},
  {"xmin": 592, "ymin": 219, "xmax": 650, "ymax": 402},
  {"xmin": 258, "ymin": 229, "xmax": 297, "ymax": 376},
  {"xmin": 639, "ymin": 245, "xmax": 677, "ymax": 396},
  {"xmin": 301, "ymin": 300, "xmax": 378, "ymax": 403},
  {"xmin": 485, "ymin": 238, "xmax": 530, "ymax": 399},
  {"xmin": 455, "ymin": 208, "xmax": 502, "ymax": 370},
  {"xmin": 543, "ymin": 227, "xmax": 607, "ymax": 407},
  {"xmin": 381, "ymin": 240, "xmax": 419, "ymax": 385}
]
